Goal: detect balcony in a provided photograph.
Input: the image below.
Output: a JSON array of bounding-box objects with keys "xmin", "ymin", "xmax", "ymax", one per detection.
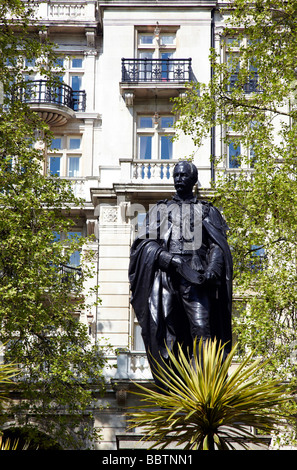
[
  {"xmin": 33, "ymin": 1, "xmax": 98, "ymax": 27},
  {"xmin": 59, "ymin": 264, "xmax": 82, "ymax": 285},
  {"xmin": 131, "ymin": 159, "xmax": 177, "ymax": 182},
  {"xmin": 120, "ymin": 58, "xmax": 192, "ymax": 103},
  {"xmin": 118, "ymin": 159, "xmax": 179, "ymax": 185},
  {"xmin": 13, "ymin": 80, "xmax": 86, "ymax": 126},
  {"xmin": 228, "ymin": 73, "xmax": 260, "ymax": 93}
]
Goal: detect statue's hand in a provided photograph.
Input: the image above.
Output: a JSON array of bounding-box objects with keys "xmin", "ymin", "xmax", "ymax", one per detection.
[
  {"xmin": 205, "ymin": 269, "xmax": 219, "ymax": 283},
  {"xmin": 170, "ymin": 255, "xmax": 184, "ymax": 268}
]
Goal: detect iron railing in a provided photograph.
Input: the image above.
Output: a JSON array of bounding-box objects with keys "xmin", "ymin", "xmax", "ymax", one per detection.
[
  {"xmin": 121, "ymin": 58, "xmax": 192, "ymax": 83},
  {"xmin": 228, "ymin": 73, "xmax": 260, "ymax": 93},
  {"xmin": 59, "ymin": 263, "xmax": 82, "ymax": 284},
  {"xmin": 13, "ymin": 80, "xmax": 86, "ymax": 112}
]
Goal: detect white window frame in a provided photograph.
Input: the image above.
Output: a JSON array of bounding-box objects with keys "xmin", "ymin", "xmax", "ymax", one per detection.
[
  {"xmin": 136, "ymin": 114, "xmax": 174, "ymax": 160},
  {"xmin": 50, "ymin": 55, "xmax": 84, "ymax": 90},
  {"xmin": 137, "ymin": 30, "xmax": 176, "ymax": 60},
  {"xmin": 48, "ymin": 135, "xmax": 82, "ymax": 177}
]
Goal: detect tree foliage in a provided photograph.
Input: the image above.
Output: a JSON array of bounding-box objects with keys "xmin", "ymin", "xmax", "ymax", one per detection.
[
  {"xmin": 173, "ymin": 0, "xmax": 297, "ymax": 392},
  {"xmin": 0, "ymin": 0, "xmax": 109, "ymax": 449}
]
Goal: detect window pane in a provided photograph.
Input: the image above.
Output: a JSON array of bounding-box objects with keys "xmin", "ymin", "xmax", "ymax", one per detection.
[
  {"xmin": 68, "ymin": 157, "xmax": 80, "ymax": 177},
  {"xmin": 161, "ymin": 116, "xmax": 174, "ymax": 128},
  {"xmin": 137, "ymin": 213, "xmax": 146, "ymax": 231},
  {"xmin": 139, "ymin": 53, "xmax": 153, "ymax": 79},
  {"xmin": 161, "ymin": 52, "xmax": 173, "ymax": 79},
  {"xmin": 25, "ymin": 58, "xmax": 35, "ymax": 67},
  {"xmin": 69, "ymin": 251, "xmax": 80, "ymax": 267},
  {"xmin": 69, "ymin": 138, "xmax": 81, "ymax": 150},
  {"xmin": 49, "ymin": 156, "xmax": 61, "ymax": 176},
  {"xmin": 68, "ymin": 232, "xmax": 82, "ymax": 267},
  {"xmin": 160, "ymin": 135, "xmax": 172, "ymax": 160},
  {"xmin": 133, "ymin": 323, "xmax": 145, "ymax": 351},
  {"xmin": 250, "ymin": 146, "xmax": 257, "ymax": 168},
  {"xmin": 52, "ymin": 231, "xmax": 61, "ymax": 242},
  {"xmin": 72, "ymin": 58, "xmax": 83, "ymax": 68},
  {"xmin": 51, "ymin": 138, "xmax": 62, "ymax": 150},
  {"xmin": 53, "ymin": 77, "xmax": 64, "ymax": 104},
  {"xmin": 160, "ymin": 35, "xmax": 175, "ymax": 45},
  {"xmin": 71, "ymin": 75, "xmax": 82, "ymax": 91},
  {"xmin": 139, "ymin": 135, "xmax": 152, "ymax": 159},
  {"xmin": 54, "ymin": 58, "xmax": 64, "ymax": 68},
  {"xmin": 139, "ymin": 51, "xmax": 153, "ymax": 59},
  {"xmin": 227, "ymin": 37, "xmax": 240, "ymax": 47},
  {"xmin": 139, "ymin": 117, "xmax": 153, "ymax": 128},
  {"xmin": 139, "ymin": 35, "xmax": 154, "ymax": 45},
  {"xmin": 228, "ymin": 142, "xmax": 241, "ymax": 168}
]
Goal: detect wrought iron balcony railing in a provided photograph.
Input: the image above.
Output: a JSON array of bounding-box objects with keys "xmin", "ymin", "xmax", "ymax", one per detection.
[
  {"xmin": 13, "ymin": 80, "xmax": 86, "ymax": 112},
  {"xmin": 228, "ymin": 73, "xmax": 260, "ymax": 93},
  {"xmin": 121, "ymin": 58, "xmax": 192, "ymax": 83},
  {"xmin": 59, "ymin": 263, "xmax": 82, "ymax": 285}
]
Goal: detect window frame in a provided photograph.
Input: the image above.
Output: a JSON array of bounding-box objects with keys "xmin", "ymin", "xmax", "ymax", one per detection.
[
  {"xmin": 136, "ymin": 114, "xmax": 174, "ymax": 160},
  {"xmin": 136, "ymin": 28, "xmax": 177, "ymax": 60},
  {"xmin": 48, "ymin": 135, "xmax": 82, "ymax": 177}
]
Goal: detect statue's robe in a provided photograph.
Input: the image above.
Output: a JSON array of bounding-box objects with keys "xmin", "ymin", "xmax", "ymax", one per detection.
[{"xmin": 128, "ymin": 195, "xmax": 233, "ymax": 385}]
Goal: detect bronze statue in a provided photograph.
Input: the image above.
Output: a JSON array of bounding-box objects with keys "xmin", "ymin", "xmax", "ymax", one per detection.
[{"xmin": 129, "ymin": 161, "xmax": 233, "ymax": 386}]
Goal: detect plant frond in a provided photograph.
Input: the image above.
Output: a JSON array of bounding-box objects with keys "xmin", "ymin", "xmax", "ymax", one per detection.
[{"xmin": 128, "ymin": 338, "xmax": 293, "ymax": 450}]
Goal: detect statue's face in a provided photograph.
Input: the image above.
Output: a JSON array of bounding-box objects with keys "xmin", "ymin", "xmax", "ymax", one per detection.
[{"xmin": 173, "ymin": 162, "xmax": 195, "ymax": 196}]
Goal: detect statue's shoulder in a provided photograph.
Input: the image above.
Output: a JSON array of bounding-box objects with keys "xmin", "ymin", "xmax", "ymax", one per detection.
[
  {"xmin": 200, "ymin": 200, "xmax": 228, "ymax": 233},
  {"xmin": 156, "ymin": 199, "xmax": 168, "ymax": 205},
  {"xmin": 199, "ymin": 200, "xmax": 212, "ymax": 218}
]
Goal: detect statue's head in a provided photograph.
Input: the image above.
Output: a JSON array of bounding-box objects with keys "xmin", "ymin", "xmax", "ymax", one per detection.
[{"xmin": 173, "ymin": 161, "xmax": 198, "ymax": 197}]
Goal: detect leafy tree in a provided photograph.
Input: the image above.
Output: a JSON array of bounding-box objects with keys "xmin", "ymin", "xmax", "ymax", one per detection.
[
  {"xmin": 173, "ymin": 0, "xmax": 297, "ymax": 393},
  {"xmin": 128, "ymin": 339, "xmax": 294, "ymax": 450},
  {"xmin": 0, "ymin": 0, "xmax": 109, "ymax": 449}
]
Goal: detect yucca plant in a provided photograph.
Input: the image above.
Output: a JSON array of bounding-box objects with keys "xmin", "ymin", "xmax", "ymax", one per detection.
[
  {"xmin": 0, "ymin": 362, "xmax": 19, "ymax": 402},
  {"xmin": 128, "ymin": 339, "xmax": 294, "ymax": 450},
  {"xmin": 0, "ymin": 357, "xmax": 22, "ymax": 450},
  {"xmin": 0, "ymin": 436, "xmax": 20, "ymax": 451}
]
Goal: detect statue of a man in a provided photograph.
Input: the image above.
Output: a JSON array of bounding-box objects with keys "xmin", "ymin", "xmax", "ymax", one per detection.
[{"xmin": 129, "ymin": 161, "xmax": 233, "ymax": 386}]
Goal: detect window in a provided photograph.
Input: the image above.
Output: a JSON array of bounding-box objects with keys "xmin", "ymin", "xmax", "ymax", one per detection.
[
  {"xmin": 137, "ymin": 29, "xmax": 176, "ymax": 81},
  {"xmin": 48, "ymin": 136, "xmax": 82, "ymax": 177},
  {"xmin": 249, "ymin": 245, "xmax": 266, "ymax": 272},
  {"xmin": 226, "ymin": 140, "xmax": 257, "ymax": 170},
  {"xmin": 69, "ymin": 138, "xmax": 81, "ymax": 150},
  {"xmin": 49, "ymin": 156, "xmax": 61, "ymax": 176},
  {"xmin": 67, "ymin": 231, "xmax": 82, "ymax": 267},
  {"xmin": 52, "ymin": 230, "xmax": 82, "ymax": 267},
  {"xmin": 51, "ymin": 137, "xmax": 62, "ymax": 150},
  {"xmin": 25, "ymin": 58, "xmax": 36, "ymax": 68},
  {"xmin": 54, "ymin": 58, "xmax": 64, "ymax": 68},
  {"xmin": 51, "ymin": 56, "xmax": 84, "ymax": 109},
  {"xmin": 133, "ymin": 319, "xmax": 146, "ymax": 351},
  {"xmin": 228, "ymin": 142, "xmax": 241, "ymax": 169},
  {"xmin": 68, "ymin": 157, "xmax": 80, "ymax": 177},
  {"xmin": 160, "ymin": 135, "xmax": 172, "ymax": 160},
  {"xmin": 53, "ymin": 231, "xmax": 83, "ymax": 291},
  {"xmin": 71, "ymin": 58, "xmax": 83, "ymax": 68},
  {"xmin": 225, "ymin": 36, "xmax": 259, "ymax": 93},
  {"xmin": 137, "ymin": 31, "xmax": 176, "ymax": 58},
  {"xmin": 226, "ymin": 119, "xmax": 258, "ymax": 170},
  {"xmin": 137, "ymin": 115, "xmax": 174, "ymax": 160},
  {"xmin": 139, "ymin": 34, "xmax": 154, "ymax": 45},
  {"xmin": 71, "ymin": 75, "xmax": 82, "ymax": 91},
  {"xmin": 139, "ymin": 135, "xmax": 152, "ymax": 159},
  {"xmin": 160, "ymin": 35, "xmax": 175, "ymax": 46}
]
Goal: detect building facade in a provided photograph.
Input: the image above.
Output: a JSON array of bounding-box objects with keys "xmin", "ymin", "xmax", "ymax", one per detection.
[{"xmin": 14, "ymin": 0, "xmax": 243, "ymax": 449}]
